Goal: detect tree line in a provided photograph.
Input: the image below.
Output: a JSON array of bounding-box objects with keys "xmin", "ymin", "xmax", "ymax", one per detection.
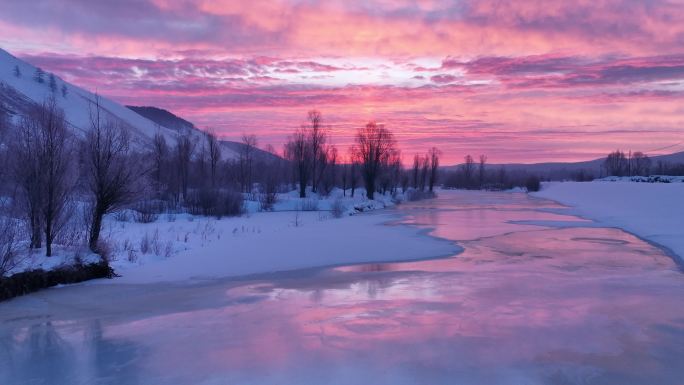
[
  {"xmin": 284, "ymin": 111, "xmax": 440, "ymax": 200},
  {"xmin": 0, "ymin": 102, "xmax": 441, "ymax": 274},
  {"xmin": 441, "ymin": 154, "xmax": 541, "ymax": 191},
  {"xmin": 603, "ymin": 150, "xmax": 652, "ymax": 177}
]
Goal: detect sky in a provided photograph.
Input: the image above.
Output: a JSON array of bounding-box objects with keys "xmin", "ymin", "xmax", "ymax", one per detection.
[{"xmin": 1, "ymin": 0, "xmax": 684, "ymax": 164}]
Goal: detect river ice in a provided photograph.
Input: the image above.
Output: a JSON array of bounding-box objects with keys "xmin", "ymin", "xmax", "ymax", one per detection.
[{"xmin": 1, "ymin": 190, "xmax": 683, "ymax": 385}]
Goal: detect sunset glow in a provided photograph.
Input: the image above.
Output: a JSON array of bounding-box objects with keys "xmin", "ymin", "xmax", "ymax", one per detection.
[{"xmin": 2, "ymin": 0, "xmax": 683, "ymax": 163}]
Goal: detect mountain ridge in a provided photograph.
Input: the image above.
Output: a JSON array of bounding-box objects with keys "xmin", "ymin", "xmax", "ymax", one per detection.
[{"xmin": 0, "ymin": 47, "xmax": 246, "ymax": 159}]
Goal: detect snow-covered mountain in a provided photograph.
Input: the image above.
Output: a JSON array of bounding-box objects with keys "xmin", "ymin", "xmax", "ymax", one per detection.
[
  {"xmin": 0, "ymin": 47, "xmax": 242, "ymax": 158},
  {"xmin": 126, "ymin": 105, "xmax": 282, "ymax": 162},
  {"xmin": 126, "ymin": 105, "xmax": 196, "ymax": 132}
]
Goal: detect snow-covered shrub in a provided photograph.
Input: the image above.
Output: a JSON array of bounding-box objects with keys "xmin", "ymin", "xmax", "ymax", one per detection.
[
  {"xmin": 217, "ymin": 190, "xmax": 244, "ymax": 218},
  {"xmin": 56, "ymin": 210, "xmax": 88, "ymax": 249},
  {"xmin": 140, "ymin": 233, "xmax": 152, "ymax": 254},
  {"xmin": 331, "ymin": 198, "xmax": 345, "ymax": 218},
  {"xmin": 298, "ymin": 198, "xmax": 319, "ymax": 211},
  {"xmin": 187, "ymin": 189, "xmax": 243, "ymax": 218},
  {"xmin": 127, "ymin": 248, "xmax": 138, "ymax": 263},
  {"xmin": 114, "ymin": 210, "xmax": 130, "ymax": 222},
  {"xmin": 122, "ymin": 239, "xmax": 133, "ymax": 253},
  {"xmin": 133, "ymin": 200, "xmax": 159, "ymax": 223},
  {"xmin": 151, "ymin": 230, "xmax": 161, "ymax": 255},
  {"xmin": 186, "ymin": 189, "xmax": 214, "ymax": 216},
  {"xmin": 258, "ymin": 192, "xmax": 278, "ymax": 211},
  {"xmin": 95, "ymin": 239, "xmax": 114, "ymax": 262},
  {"xmin": 163, "ymin": 241, "xmax": 174, "ymax": 258}
]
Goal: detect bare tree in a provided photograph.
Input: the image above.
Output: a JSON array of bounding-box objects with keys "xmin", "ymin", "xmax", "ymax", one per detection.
[
  {"xmin": 0, "ymin": 104, "xmax": 10, "ymax": 183},
  {"xmin": 85, "ymin": 98, "xmax": 143, "ymax": 252},
  {"xmin": 461, "ymin": 155, "xmax": 475, "ymax": 188},
  {"xmin": 175, "ymin": 130, "xmax": 195, "ymax": 201},
  {"xmin": 14, "ymin": 99, "xmax": 74, "ymax": 256},
  {"xmin": 478, "ymin": 154, "xmax": 487, "ymax": 189},
  {"xmin": 15, "ymin": 108, "xmax": 45, "ymax": 249},
  {"xmin": 207, "ymin": 130, "xmax": 221, "ymax": 187},
  {"xmin": 419, "ymin": 154, "xmax": 429, "ymax": 191},
  {"xmin": 353, "ymin": 121, "xmax": 395, "ymax": 200},
  {"xmin": 306, "ymin": 110, "xmax": 327, "ymax": 193},
  {"xmin": 632, "ymin": 151, "xmax": 651, "ymax": 176},
  {"xmin": 351, "ymin": 164, "xmax": 359, "ymax": 197},
  {"xmin": 388, "ymin": 149, "xmax": 403, "ymax": 195},
  {"xmin": 151, "ymin": 130, "xmax": 168, "ymax": 194},
  {"xmin": 258, "ymin": 146, "xmax": 281, "ymax": 211},
  {"xmin": 412, "ymin": 154, "xmax": 421, "ymax": 189},
  {"xmin": 341, "ymin": 160, "xmax": 349, "ymax": 197},
  {"xmin": 239, "ymin": 134, "xmax": 257, "ymax": 193},
  {"xmin": 322, "ymin": 145, "xmax": 337, "ymax": 195},
  {"xmin": 349, "ymin": 148, "xmax": 359, "ymax": 197},
  {"xmin": 196, "ymin": 137, "xmax": 207, "ymax": 183},
  {"xmin": 284, "ymin": 128, "xmax": 311, "ymax": 198},
  {"xmin": 39, "ymin": 100, "xmax": 75, "ymax": 257},
  {"xmin": 428, "ymin": 147, "xmax": 441, "ymax": 192},
  {"xmin": 604, "ymin": 150, "xmax": 627, "ymax": 176},
  {"xmin": 401, "ymin": 168, "xmax": 410, "ymax": 193}
]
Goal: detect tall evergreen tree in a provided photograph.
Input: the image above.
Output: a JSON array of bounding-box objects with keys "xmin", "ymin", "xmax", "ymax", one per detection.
[
  {"xmin": 49, "ymin": 74, "xmax": 57, "ymax": 93},
  {"xmin": 33, "ymin": 68, "xmax": 45, "ymax": 83}
]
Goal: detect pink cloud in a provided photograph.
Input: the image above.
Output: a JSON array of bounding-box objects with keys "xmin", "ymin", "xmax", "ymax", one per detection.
[{"xmin": 1, "ymin": 0, "xmax": 683, "ymax": 163}]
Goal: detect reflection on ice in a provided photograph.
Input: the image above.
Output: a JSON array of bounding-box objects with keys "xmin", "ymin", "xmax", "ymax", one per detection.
[{"xmin": 1, "ymin": 191, "xmax": 683, "ymax": 384}]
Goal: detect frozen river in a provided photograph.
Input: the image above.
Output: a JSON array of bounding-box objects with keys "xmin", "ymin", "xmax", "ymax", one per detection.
[{"xmin": 1, "ymin": 191, "xmax": 683, "ymax": 384}]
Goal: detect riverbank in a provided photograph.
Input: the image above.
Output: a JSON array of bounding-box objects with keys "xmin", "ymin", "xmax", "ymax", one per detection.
[
  {"xmin": 533, "ymin": 181, "xmax": 684, "ymax": 262},
  {"xmin": 2, "ymin": 189, "xmax": 459, "ymax": 287},
  {"xmin": 100, "ymin": 208, "xmax": 460, "ymax": 284}
]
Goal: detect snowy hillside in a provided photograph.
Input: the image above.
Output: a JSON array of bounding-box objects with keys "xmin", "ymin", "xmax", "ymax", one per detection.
[
  {"xmin": 0, "ymin": 48, "xmax": 240, "ymax": 158},
  {"xmin": 0, "ymin": 48, "xmax": 174, "ymax": 142},
  {"xmin": 126, "ymin": 105, "xmax": 267, "ymax": 161}
]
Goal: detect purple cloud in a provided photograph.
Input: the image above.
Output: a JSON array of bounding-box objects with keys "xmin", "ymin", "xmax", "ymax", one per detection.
[{"xmin": 430, "ymin": 74, "xmax": 459, "ymax": 84}]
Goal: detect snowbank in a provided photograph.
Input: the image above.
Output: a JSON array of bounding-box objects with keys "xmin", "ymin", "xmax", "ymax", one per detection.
[
  {"xmin": 3, "ymin": 188, "xmax": 453, "ymax": 285},
  {"xmin": 597, "ymin": 175, "xmax": 684, "ymax": 183},
  {"xmin": 533, "ymin": 181, "xmax": 684, "ymax": 262},
  {"xmin": 80, "ymin": 189, "xmax": 453, "ymax": 283},
  {"xmin": 100, "ymin": 208, "xmax": 458, "ymax": 284},
  {"xmin": 6, "ymin": 249, "xmax": 101, "ymax": 277},
  {"xmin": 247, "ymin": 187, "xmax": 398, "ymax": 216}
]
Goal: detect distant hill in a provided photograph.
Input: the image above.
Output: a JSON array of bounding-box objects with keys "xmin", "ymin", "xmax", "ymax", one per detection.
[
  {"xmin": 125, "ymin": 104, "xmax": 281, "ymax": 162},
  {"xmin": 443, "ymin": 151, "xmax": 684, "ymax": 180},
  {"xmin": 126, "ymin": 105, "xmax": 195, "ymax": 132}
]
